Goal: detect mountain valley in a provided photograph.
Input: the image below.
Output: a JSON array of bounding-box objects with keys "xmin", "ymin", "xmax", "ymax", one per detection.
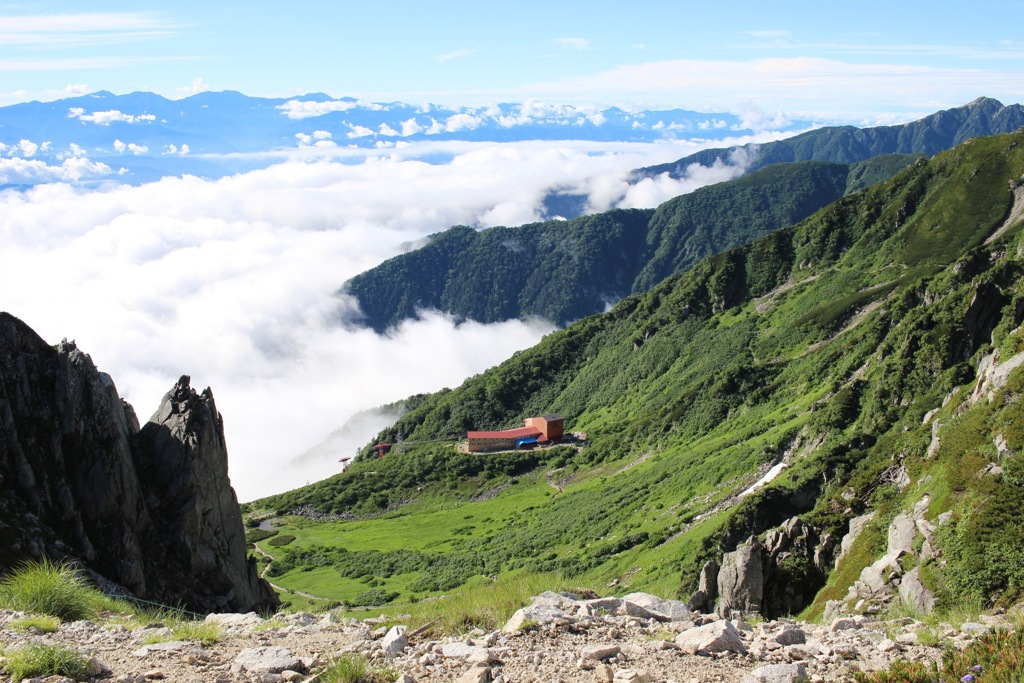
[{"xmin": 245, "ymin": 126, "xmax": 1024, "ymax": 641}]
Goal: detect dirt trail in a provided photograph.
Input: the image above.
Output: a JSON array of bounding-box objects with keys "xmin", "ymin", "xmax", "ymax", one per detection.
[
  {"xmin": 252, "ymin": 543, "xmax": 333, "ymax": 602},
  {"xmin": 986, "ymin": 180, "xmax": 1024, "ymax": 244}
]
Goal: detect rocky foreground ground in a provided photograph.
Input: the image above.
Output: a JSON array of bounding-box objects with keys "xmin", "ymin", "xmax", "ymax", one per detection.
[{"xmin": 0, "ymin": 590, "xmax": 1008, "ymax": 683}]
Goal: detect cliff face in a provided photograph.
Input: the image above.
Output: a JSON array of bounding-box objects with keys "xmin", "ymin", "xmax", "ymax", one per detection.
[{"xmin": 0, "ymin": 312, "xmax": 277, "ymax": 613}]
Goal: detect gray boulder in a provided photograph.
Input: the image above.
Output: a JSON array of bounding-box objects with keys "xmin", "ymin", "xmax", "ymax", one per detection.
[
  {"xmin": 898, "ymin": 567, "xmax": 936, "ymax": 615},
  {"xmin": 580, "ymin": 644, "xmax": 620, "ymax": 662},
  {"xmin": 688, "ymin": 559, "xmax": 719, "ymax": 613},
  {"xmin": 674, "ymin": 620, "xmax": 747, "ymax": 655},
  {"xmin": 502, "ymin": 594, "xmax": 574, "ymax": 633},
  {"xmin": 621, "ymin": 592, "xmax": 692, "ymax": 622},
  {"xmin": 717, "ymin": 536, "xmax": 763, "ymax": 617},
  {"xmin": 887, "ymin": 513, "xmax": 917, "ymax": 556},
  {"xmin": 381, "ymin": 625, "xmax": 408, "ymax": 657},
  {"xmin": 232, "ymin": 647, "xmax": 305, "ymax": 675}
]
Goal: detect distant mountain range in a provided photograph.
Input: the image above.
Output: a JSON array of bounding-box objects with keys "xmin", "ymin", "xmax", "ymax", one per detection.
[
  {"xmin": 0, "ymin": 90, "xmax": 814, "ymax": 187},
  {"xmin": 344, "ymin": 97, "xmax": 1024, "ymax": 331}
]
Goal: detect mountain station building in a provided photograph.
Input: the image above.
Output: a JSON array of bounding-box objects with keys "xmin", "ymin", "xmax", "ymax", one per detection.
[{"xmin": 464, "ymin": 414, "xmax": 564, "ymax": 453}]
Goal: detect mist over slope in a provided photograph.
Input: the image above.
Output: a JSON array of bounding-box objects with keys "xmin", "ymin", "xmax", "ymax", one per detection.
[{"xmin": 345, "ymin": 158, "xmax": 916, "ymax": 330}]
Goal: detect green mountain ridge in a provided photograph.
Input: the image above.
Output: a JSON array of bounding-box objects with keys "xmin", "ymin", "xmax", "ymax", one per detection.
[
  {"xmin": 253, "ymin": 129, "xmax": 1024, "ymax": 619},
  {"xmin": 634, "ymin": 96, "xmax": 1024, "ymax": 181},
  {"xmin": 344, "ymin": 98, "xmax": 1022, "ymax": 334},
  {"xmin": 346, "ymin": 157, "xmax": 916, "ymax": 331}
]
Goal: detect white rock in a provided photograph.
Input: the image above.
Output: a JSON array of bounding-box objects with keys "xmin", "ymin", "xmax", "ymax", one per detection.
[
  {"xmin": 613, "ymin": 668, "xmax": 651, "ymax": 683},
  {"xmin": 456, "ymin": 664, "xmax": 491, "ymax": 683},
  {"xmin": 838, "ymin": 513, "xmax": 875, "ymax": 561},
  {"xmin": 620, "ymin": 592, "xmax": 692, "ymax": 622},
  {"xmin": 674, "ymin": 619, "xmax": 747, "ymax": 655},
  {"xmin": 232, "ymin": 646, "xmax": 304, "ymax": 675},
  {"xmin": 898, "ymin": 567, "xmax": 936, "ymax": 614},
  {"xmin": 205, "ymin": 612, "xmax": 264, "ymax": 629},
  {"xmin": 441, "ymin": 642, "xmax": 493, "ymax": 663},
  {"xmin": 742, "ymin": 663, "xmax": 808, "ymax": 683},
  {"xmin": 381, "ymin": 625, "xmax": 409, "ymax": 657},
  {"xmin": 580, "ymin": 643, "xmax": 620, "ymax": 661}
]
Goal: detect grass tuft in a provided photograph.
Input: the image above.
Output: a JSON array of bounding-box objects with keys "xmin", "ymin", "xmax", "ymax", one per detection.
[
  {"xmin": 855, "ymin": 626, "xmax": 1024, "ymax": 682},
  {"xmin": 7, "ymin": 614, "xmax": 61, "ymax": 633},
  {"xmin": 404, "ymin": 571, "xmax": 581, "ymax": 636},
  {"xmin": 0, "ymin": 559, "xmax": 98, "ymax": 622},
  {"xmin": 171, "ymin": 620, "xmax": 223, "ymax": 645},
  {"xmin": 317, "ymin": 653, "xmax": 398, "ymax": 683},
  {"xmin": 2, "ymin": 643, "xmax": 88, "ymax": 682},
  {"xmin": 139, "ymin": 619, "xmax": 224, "ymax": 645}
]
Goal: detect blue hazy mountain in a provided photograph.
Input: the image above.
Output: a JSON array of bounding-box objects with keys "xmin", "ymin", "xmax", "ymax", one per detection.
[{"xmin": 0, "ymin": 90, "xmax": 814, "ymax": 188}]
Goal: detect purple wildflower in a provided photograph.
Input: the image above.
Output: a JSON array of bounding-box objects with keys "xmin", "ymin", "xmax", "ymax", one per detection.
[{"xmin": 961, "ymin": 675, "xmax": 975, "ymax": 683}]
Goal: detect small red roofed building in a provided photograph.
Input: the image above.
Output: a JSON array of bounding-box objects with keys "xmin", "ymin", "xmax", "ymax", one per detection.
[
  {"xmin": 464, "ymin": 414, "xmax": 564, "ymax": 453},
  {"xmin": 525, "ymin": 414, "xmax": 564, "ymax": 441}
]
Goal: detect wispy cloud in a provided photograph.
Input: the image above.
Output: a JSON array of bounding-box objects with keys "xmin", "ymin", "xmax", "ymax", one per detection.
[
  {"xmin": 0, "ymin": 55, "xmax": 202, "ymax": 73},
  {"xmin": 745, "ymin": 30, "xmax": 793, "ymax": 40},
  {"xmin": 555, "ymin": 37, "xmax": 590, "ymax": 50},
  {"xmin": 435, "ymin": 49, "xmax": 475, "ymax": 63},
  {"xmin": 528, "ymin": 57, "xmax": 1024, "ymax": 113},
  {"xmin": 0, "ymin": 12, "xmax": 179, "ymax": 48},
  {"xmin": 735, "ymin": 35, "xmax": 1024, "ymax": 61},
  {"xmin": 0, "ymin": 56, "xmax": 141, "ymax": 71}
]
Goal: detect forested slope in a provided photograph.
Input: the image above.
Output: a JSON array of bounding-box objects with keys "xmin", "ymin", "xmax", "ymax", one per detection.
[{"xmin": 346, "ymin": 161, "xmax": 872, "ymax": 330}]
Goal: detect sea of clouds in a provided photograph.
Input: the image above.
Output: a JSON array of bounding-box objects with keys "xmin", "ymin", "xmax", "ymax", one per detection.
[{"xmin": 0, "ymin": 135, "xmax": 780, "ymax": 499}]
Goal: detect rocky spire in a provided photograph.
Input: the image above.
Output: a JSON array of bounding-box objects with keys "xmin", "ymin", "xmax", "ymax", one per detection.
[{"xmin": 0, "ymin": 312, "xmax": 278, "ymax": 613}]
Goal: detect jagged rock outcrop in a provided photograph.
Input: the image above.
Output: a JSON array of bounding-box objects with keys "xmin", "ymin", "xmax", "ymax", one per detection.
[
  {"xmin": 761, "ymin": 517, "xmax": 834, "ymax": 618},
  {"xmin": 716, "ymin": 536, "xmax": 763, "ymax": 617},
  {"xmin": 837, "ymin": 513, "xmax": 875, "ymax": 562},
  {"xmin": 0, "ymin": 312, "xmax": 277, "ymax": 613},
  {"xmin": 825, "ymin": 496, "xmax": 939, "ymax": 621},
  {"xmin": 700, "ymin": 517, "xmax": 836, "ymax": 620},
  {"xmin": 687, "ymin": 559, "xmax": 719, "ymax": 613}
]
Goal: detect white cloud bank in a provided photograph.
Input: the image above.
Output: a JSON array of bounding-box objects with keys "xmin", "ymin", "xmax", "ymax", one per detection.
[
  {"xmin": 0, "ymin": 137, "xmax": 768, "ymax": 500},
  {"xmin": 68, "ymin": 107, "xmax": 156, "ymax": 125},
  {"xmin": 278, "ymin": 99, "xmax": 388, "ymax": 120}
]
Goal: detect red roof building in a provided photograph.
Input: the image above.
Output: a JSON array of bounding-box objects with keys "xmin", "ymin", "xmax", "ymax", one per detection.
[{"xmin": 464, "ymin": 414, "xmax": 564, "ymax": 453}]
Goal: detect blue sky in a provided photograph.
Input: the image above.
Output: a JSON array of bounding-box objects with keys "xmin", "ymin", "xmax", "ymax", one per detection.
[{"xmin": 2, "ymin": 0, "xmax": 1023, "ymax": 118}]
